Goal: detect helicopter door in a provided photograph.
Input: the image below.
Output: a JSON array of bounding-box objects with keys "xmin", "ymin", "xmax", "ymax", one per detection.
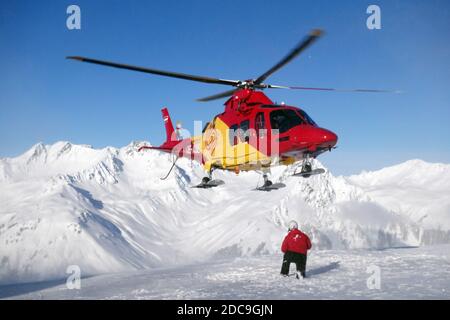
[
  {"xmin": 255, "ymin": 112, "xmax": 267, "ymax": 158},
  {"xmin": 239, "ymin": 120, "xmax": 250, "ymax": 143},
  {"xmin": 239, "ymin": 120, "xmax": 250, "ymax": 163}
]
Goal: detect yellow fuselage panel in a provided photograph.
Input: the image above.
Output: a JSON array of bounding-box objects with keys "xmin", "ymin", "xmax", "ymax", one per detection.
[{"xmin": 194, "ymin": 117, "xmax": 274, "ymax": 171}]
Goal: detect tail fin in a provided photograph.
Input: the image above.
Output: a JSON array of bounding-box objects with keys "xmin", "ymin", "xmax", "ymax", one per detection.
[
  {"xmin": 138, "ymin": 107, "xmax": 178, "ymax": 153},
  {"xmin": 162, "ymin": 107, "xmax": 175, "ymax": 143}
]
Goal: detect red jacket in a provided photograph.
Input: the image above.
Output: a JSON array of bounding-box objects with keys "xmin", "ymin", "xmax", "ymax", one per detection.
[{"xmin": 281, "ymin": 229, "xmax": 312, "ymax": 255}]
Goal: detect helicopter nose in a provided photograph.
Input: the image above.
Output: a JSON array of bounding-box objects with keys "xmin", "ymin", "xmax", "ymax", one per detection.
[{"xmin": 319, "ymin": 128, "xmax": 338, "ymax": 147}]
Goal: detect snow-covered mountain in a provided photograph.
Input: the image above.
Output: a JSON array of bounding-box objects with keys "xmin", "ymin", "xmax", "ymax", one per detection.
[{"xmin": 1, "ymin": 141, "xmax": 449, "ymax": 285}]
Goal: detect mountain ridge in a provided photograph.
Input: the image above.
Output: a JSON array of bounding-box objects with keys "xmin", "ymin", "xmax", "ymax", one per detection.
[{"xmin": 0, "ymin": 141, "xmax": 449, "ymax": 285}]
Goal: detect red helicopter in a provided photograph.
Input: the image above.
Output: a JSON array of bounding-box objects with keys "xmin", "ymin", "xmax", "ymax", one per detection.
[{"xmin": 68, "ymin": 29, "xmax": 388, "ymax": 190}]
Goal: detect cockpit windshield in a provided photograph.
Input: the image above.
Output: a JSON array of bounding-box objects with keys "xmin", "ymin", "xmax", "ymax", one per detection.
[
  {"xmin": 297, "ymin": 109, "xmax": 317, "ymax": 126},
  {"xmin": 270, "ymin": 109, "xmax": 304, "ymax": 133}
]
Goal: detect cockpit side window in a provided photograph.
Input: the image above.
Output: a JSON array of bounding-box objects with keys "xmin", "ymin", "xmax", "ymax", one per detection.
[
  {"xmin": 270, "ymin": 109, "xmax": 304, "ymax": 134},
  {"xmin": 297, "ymin": 110, "xmax": 317, "ymax": 126}
]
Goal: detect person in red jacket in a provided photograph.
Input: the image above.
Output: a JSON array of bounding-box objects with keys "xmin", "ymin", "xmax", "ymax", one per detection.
[{"xmin": 280, "ymin": 220, "xmax": 312, "ymax": 279}]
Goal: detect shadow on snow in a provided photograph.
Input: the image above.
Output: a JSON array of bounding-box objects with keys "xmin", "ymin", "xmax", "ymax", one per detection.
[{"xmin": 307, "ymin": 261, "xmax": 340, "ymax": 277}]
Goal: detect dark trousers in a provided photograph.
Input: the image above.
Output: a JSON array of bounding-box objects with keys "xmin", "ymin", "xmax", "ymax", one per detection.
[{"xmin": 280, "ymin": 251, "xmax": 307, "ymax": 277}]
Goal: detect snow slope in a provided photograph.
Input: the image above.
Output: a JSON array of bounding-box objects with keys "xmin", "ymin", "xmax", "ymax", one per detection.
[
  {"xmin": 346, "ymin": 160, "xmax": 450, "ymax": 231},
  {"xmin": 2, "ymin": 245, "xmax": 450, "ymax": 299},
  {"xmin": 1, "ymin": 141, "xmax": 449, "ymax": 286}
]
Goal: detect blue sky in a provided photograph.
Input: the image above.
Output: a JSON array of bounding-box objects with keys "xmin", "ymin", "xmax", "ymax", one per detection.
[{"xmin": 1, "ymin": 0, "xmax": 449, "ymax": 175}]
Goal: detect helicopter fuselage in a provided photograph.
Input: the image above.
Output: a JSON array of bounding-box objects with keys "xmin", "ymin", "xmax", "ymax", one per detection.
[{"xmin": 157, "ymin": 89, "xmax": 338, "ymax": 173}]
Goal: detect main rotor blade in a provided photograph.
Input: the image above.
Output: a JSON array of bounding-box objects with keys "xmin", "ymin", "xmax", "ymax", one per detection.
[
  {"xmin": 66, "ymin": 56, "xmax": 240, "ymax": 86},
  {"xmin": 268, "ymin": 84, "xmax": 401, "ymax": 93},
  {"xmin": 254, "ymin": 29, "xmax": 323, "ymax": 85},
  {"xmin": 196, "ymin": 89, "xmax": 237, "ymax": 102}
]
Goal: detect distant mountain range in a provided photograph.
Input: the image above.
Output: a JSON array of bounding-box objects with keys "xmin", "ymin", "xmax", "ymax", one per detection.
[{"xmin": 1, "ymin": 141, "xmax": 449, "ymax": 285}]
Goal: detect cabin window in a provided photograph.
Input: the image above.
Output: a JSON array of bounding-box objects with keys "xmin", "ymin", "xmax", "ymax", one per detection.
[
  {"xmin": 270, "ymin": 109, "xmax": 304, "ymax": 134},
  {"xmin": 255, "ymin": 112, "xmax": 266, "ymax": 137},
  {"xmin": 229, "ymin": 124, "xmax": 238, "ymax": 146}
]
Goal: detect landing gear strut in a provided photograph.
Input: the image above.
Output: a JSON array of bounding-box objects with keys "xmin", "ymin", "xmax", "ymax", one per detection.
[
  {"xmin": 193, "ymin": 166, "xmax": 225, "ymax": 188},
  {"xmin": 293, "ymin": 154, "xmax": 325, "ymax": 178},
  {"xmin": 255, "ymin": 170, "xmax": 286, "ymax": 191},
  {"xmin": 201, "ymin": 169, "xmax": 213, "ymax": 184},
  {"xmin": 263, "ymin": 173, "xmax": 273, "ymax": 187},
  {"xmin": 300, "ymin": 155, "xmax": 313, "ymax": 178}
]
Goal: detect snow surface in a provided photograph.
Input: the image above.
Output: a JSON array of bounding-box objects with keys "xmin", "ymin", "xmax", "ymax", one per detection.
[
  {"xmin": 1, "ymin": 141, "xmax": 450, "ymax": 290},
  {"xmin": 2, "ymin": 245, "xmax": 450, "ymax": 299}
]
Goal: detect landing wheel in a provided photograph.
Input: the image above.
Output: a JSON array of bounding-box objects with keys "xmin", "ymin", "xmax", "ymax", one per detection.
[
  {"xmin": 263, "ymin": 180, "xmax": 273, "ymax": 187},
  {"xmin": 201, "ymin": 166, "xmax": 216, "ymax": 185},
  {"xmin": 302, "ymin": 163, "xmax": 312, "ymax": 173},
  {"xmin": 262, "ymin": 173, "xmax": 273, "ymax": 187},
  {"xmin": 301, "ymin": 162, "xmax": 312, "ymax": 178},
  {"xmin": 201, "ymin": 177, "xmax": 211, "ymax": 184}
]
